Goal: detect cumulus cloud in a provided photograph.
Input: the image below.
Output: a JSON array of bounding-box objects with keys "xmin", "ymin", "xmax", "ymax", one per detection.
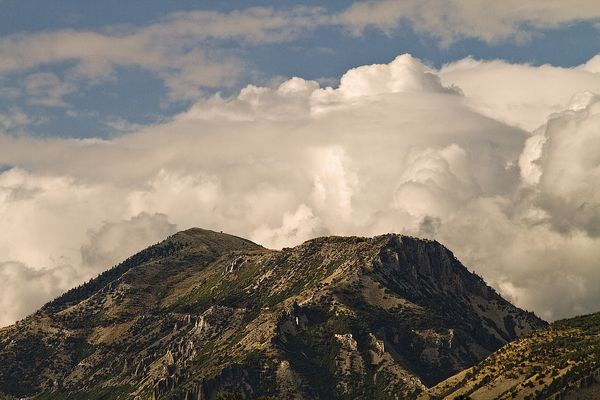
[
  {"xmin": 252, "ymin": 204, "xmax": 324, "ymax": 250},
  {"xmin": 0, "ymin": 261, "xmax": 80, "ymax": 327},
  {"xmin": 1, "ymin": 53, "xmax": 600, "ymax": 325},
  {"xmin": 81, "ymin": 212, "xmax": 177, "ymax": 269},
  {"xmin": 527, "ymin": 95, "xmax": 600, "ymax": 236},
  {"xmin": 439, "ymin": 57, "xmax": 600, "ymax": 131},
  {"xmin": 0, "ymin": 209, "xmax": 176, "ymax": 326},
  {"xmin": 583, "ymin": 55, "xmax": 600, "ymax": 73},
  {"xmin": 392, "ymin": 144, "xmax": 482, "ymax": 219}
]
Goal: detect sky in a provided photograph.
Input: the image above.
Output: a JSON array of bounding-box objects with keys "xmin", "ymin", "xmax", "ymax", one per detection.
[{"xmin": 0, "ymin": 0, "xmax": 600, "ymax": 326}]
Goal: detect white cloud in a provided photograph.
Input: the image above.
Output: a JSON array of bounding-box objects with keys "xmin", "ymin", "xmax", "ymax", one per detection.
[
  {"xmin": 338, "ymin": 0, "xmax": 600, "ymax": 44},
  {"xmin": 326, "ymin": 54, "xmax": 456, "ymax": 98},
  {"xmin": 519, "ymin": 129, "xmax": 547, "ymax": 186},
  {"xmin": 0, "ymin": 7, "xmax": 327, "ymax": 101},
  {"xmin": 582, "ymin": 54, "xmax": 600, "ymax": 73},
  {"xmin": 103, "ymin": 118, "xmax": 146, "ymax": 134},
  {"xmin": 392, "ymin": 144, "xmax": 481, "ymax": 219},
  {"xmin": 533, "ymin": 95, "xmax": 600, "ymax": 236},
  {"xmin": 0, "ymin": 108, "xmax": 35, "ymax": 131},
  {"xmin": 1, "ymin": 53, "xmax": 600, "ymax": 325},
  {"xmin": 0, "ymin": 261, "xmax": 79, "ymax": 326},
  {"xmin": 439, "ymin": 57, "xmax": 600, "ymax": 131},
  {"xmin": 310, "ymin": 146, "xmax": 359, "ymax": 225},
  {"xmin": 24, "ymin": 72, "xmax": 76, "ymax": 107},
  {"xmin": 252, "ymin": 204, "xmax": 324, "ymax": 250},
  {"xmin": 80, "ymin": 212, "xmax": 177, "ymax": 269},
  {"xmin": 0, "ymin": 211, "xmax": 176, "ymax": 327}
]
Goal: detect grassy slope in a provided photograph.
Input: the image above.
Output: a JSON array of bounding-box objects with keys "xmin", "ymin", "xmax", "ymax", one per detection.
[{"xmin": 425, "ymin": 312, "xmax": 600, "ymax": 400}]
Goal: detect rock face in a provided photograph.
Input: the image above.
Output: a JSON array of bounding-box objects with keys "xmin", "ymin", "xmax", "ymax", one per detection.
[{"xmin": 0, "ymin": 229, "xmax": 545, "ymax": 399}]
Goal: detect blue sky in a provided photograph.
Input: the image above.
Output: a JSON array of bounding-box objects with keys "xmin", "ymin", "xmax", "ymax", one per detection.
[{"xmin": 1, "ymin": 0, "xmax": 599, "ymax": 138}]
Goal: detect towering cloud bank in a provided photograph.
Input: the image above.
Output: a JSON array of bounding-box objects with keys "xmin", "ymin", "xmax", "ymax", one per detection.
[{"xmin": 1, "ymin": 54, "xmax": 600, "ymax": 325}]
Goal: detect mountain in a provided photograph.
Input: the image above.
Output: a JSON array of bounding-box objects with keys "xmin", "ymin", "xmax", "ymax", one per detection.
[
  {"xmin": 0, "ymin": 229, "xmax": 545, "ymax": 400},
  {"xmin": 424, "ymin": 312, "xmax": 600, "ymax": 400}
]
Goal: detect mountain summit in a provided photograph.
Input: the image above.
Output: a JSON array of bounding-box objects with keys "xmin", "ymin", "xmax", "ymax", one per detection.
[{"xmin": 0, "ymin": 229, "xmax": 545, "ymax": 399}]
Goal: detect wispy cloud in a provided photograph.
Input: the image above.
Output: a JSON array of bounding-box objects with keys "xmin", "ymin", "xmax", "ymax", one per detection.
[
  {"xmin": 0, "ymin": 7, "xmax": 328, "ymax": 102},
  {"xmin": 103, "ymin": 117, "xmax": 146, "ymax": 134},
  {"xmin": 0, "ymin": 108, "xmax": 42, "ymax": 131},
  {"xmin": 23, "ymin": 72, "xmax": 77, "ymax": 107},
  {"xmin": 337, "ymin": 0, "xmax": 600, "ymax": 45},
  {"xmin": 1, "ymin": 2, "xmax": 599, "ymax": 106}
]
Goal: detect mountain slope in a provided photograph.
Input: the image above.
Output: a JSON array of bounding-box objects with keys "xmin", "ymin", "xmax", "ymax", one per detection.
[
  {"xmin": 0, "ymin": 229, "xmax": 545, "ymax": 399},
  {"xmin": 424, "ymin": 312, "xmax": 600, "ymax": 400}
]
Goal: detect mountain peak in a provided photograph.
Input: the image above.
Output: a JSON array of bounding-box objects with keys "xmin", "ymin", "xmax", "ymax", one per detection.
[
  {"xmin": 169, "ymin": 228, "xmax": 262, "ymax": 251},
  {"xmin": 0, "ymin": 229, "xmax": 545, "ymax": 399}
]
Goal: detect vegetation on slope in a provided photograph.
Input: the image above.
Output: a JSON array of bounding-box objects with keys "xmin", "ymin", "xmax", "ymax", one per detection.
[{"xmin": 425, "ymin": 312, "xmax": 600, "ymax": 400}]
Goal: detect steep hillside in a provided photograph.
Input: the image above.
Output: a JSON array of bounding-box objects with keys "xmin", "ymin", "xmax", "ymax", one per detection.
[
  {"xmin": 0, "ymin": 229, "xmax": 545, "ymax": 400},
  {"xmin": 424, "ymin": 312, "xmax": 600, "ymax": 400}
]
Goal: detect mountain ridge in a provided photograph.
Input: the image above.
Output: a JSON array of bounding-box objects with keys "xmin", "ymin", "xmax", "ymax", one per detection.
[
  {"xmin": 0, "ymin": 229, "xmax": 545, "ymax": 399},
  {"xmin": 41, "ymin": 228, "xmax": 262, "ymax": 315}
]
